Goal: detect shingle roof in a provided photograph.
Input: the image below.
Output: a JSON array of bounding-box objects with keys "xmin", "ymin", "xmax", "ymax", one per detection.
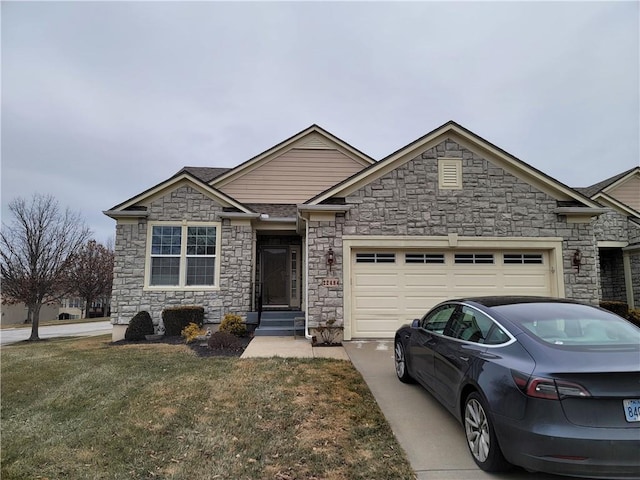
[
  {"xmin": 178, "ymin": 167, "xmax": 231, "ymax": 183},
  {"xmin": 245, "ymin": 204, "xmax": 298, "ymax": 217},
  {"xmin": 575, "ymin": 167, "xmax": 639, "ymax": 198}
]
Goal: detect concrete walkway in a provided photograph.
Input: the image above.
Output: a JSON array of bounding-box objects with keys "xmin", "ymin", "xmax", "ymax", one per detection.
[{"xmin": 241, "ymin": 336, "xmax": 349, "ymax": 360}]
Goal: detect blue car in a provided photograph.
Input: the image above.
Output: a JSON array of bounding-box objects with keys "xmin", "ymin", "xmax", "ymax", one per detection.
[{"xmin": 394, "ymin": 296, "xmax": 640, "ymax": 479}]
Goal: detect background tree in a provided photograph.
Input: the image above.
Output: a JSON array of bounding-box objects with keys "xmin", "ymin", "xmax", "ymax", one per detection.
[
  {"xmin": 66, "ymin": 239, "xmax": 114, "ymax": 318},
  {"xmin": 0, "ymin": 194, "xmax": 91, "ymax": 340}
]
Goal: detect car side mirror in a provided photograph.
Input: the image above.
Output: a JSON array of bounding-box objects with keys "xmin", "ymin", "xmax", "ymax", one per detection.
[{"xmin": 411, "ymin": 319, "xmax": 420, "ymax": 328}]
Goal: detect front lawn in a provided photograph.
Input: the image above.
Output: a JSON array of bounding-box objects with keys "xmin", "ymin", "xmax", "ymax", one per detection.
[{"xmin": 1, "ymin": 335, "xmax": 415, "ymax": 480}]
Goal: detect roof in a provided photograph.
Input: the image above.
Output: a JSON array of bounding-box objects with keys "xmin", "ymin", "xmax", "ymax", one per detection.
[
  {"xmin": 460, "ymin": 296, "xmax": 585, "ymax": 308},
  {"xmin": 308, "ymin": 120, "xmax": 601, "ymax": 209},
  {"xmin": 178, "ymin": 167, "xmax": 231, "ymax": 183},
  {"xmin": 575, "ymin": 167, "xmax": 639, "ymax": 198},
  {"xmin": 211, "ymin": 124, "xmax": 375, "ymax": 188}
]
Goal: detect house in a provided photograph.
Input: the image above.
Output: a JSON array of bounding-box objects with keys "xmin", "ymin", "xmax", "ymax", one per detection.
[
  {"xmin": 1, "ymin": 299, "xmax": 61, "ymax": 325},
  {"xmin": 104, "ymin": 122, "xmax": 640, "ymax": 341}
]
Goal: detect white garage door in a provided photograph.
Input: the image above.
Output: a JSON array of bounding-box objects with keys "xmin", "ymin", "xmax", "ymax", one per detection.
[{"xmin": 351, "ymin": 250, "xmax": 552, "ymax": 338}]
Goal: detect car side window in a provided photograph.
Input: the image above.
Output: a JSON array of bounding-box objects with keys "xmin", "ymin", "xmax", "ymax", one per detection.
[
  {"xmin": 421, "ymin": 305, "xmax": 458, "ymax": 334},
  {"xmin": 448, "ymin": 306, "xmax": 496, "ymax": 344}
]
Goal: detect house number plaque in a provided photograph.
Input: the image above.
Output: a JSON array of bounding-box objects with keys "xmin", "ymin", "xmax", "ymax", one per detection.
[{"xmin": 322, "ymin": 278, "xmax": 340, "ymax": 287}]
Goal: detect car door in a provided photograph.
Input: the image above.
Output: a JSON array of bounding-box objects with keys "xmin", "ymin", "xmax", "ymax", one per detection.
[
  {"xmin": 408, "ymin": 304, "xmax": 459, "ymax": 389},
  {"xmin": 432, "ymin": 305, "xmax": 490, "ymax": 410}
]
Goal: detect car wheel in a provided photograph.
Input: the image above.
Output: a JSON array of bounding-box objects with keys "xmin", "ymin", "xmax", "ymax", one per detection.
[
  {"xmin": 394, "ymin": 339, "xmax": 414, "ymax": 383},
  {"xmin": 463, "ymin": 392, "xmax": 510, "ymax": 472}
]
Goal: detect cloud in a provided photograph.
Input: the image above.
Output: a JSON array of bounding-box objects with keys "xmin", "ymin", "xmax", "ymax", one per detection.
[{"xmin": 2, "ymin": 1, "xmax": 638, "ymax": 242}]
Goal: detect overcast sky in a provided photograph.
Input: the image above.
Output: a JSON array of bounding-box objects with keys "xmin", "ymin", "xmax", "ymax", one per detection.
[{"xmin": 2, "ymin": 1, "xmax": 639, "ymax": 244}]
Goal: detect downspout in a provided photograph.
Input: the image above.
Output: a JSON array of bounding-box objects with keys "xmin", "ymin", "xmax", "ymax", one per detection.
[{"xmin": 304, "ymin": 216, "xmax": 313, "ymax": 340}]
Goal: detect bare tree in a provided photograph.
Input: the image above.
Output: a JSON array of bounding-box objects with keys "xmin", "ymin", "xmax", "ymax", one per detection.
[
  {"xmin": 66, "ymin": 240, "xmax": 114, "ymax": 319},
  {"xmin": 0, "ymin": 194, "xmax": 91, "ymax": 340}
]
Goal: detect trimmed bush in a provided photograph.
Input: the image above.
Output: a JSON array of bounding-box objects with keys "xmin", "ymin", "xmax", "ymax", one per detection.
[
  {"xmin": 162, "ymin": 306, "xmax": 204, "ymax": 337},
  {"xmin": 207, "ymin": 331, "xmax": 245, "ymax": 350},
  {"xmin": 124, "ymin": 311, "xmax": 154, "ymax": 341},
  {"xmin": 181, "ymin": 322, "xmax": 205, "ymax": 344},
  {"xmin": 219, "ymin": 313, "xmax": 247, "ymax": 337},
  {"xmin": 599, "ymin": 301, "xmax": 628, "ymax": 318}
]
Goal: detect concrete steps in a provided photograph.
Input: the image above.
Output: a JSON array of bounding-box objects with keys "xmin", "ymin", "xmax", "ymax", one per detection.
[{"xmin": 250, "ymin": 310, "xmax": 305, "ymax": 337}]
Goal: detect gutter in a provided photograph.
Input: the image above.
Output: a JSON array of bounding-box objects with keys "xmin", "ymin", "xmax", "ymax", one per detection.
[{"xmin": 102, "ymin": 210, "xmax": 149, "ymax": 220}]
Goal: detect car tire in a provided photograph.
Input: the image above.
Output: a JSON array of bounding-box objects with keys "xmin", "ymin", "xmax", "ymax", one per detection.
[
  {"xmin": 394, "ymin": 339, "xmax": 414, "ymax": 383},
  {"xmin": 463, "ymin": 392, "xmax": 511, "ymax": 472}
]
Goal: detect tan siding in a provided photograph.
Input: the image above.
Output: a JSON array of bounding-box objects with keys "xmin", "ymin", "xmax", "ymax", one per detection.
[
  {"xmin": 219, "ymin": 149, "xmax": 367, "ymax": 203},
  {"xmin": 608, "ymin": 175, "xmax": 640, "ymax": 211}
]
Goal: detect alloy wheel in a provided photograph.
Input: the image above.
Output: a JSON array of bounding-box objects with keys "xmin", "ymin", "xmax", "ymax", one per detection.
[{"xmin": 465, "ymin": 398, "xmax": 490, "ymax": 463}]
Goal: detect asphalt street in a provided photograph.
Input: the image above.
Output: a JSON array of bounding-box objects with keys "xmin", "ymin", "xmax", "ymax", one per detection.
[{"xmin": 0, "ymin": 321, "xmax": 112, "ymax": 346}]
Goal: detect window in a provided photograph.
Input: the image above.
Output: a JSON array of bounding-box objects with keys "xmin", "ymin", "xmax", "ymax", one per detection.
[
  {"xmin": 448, "ymin": 306, "xmax": 498, "ymax": 343},
  {"xmin": 355, "ymin": 253, "xmax": 396, "ymax": 263},
  {"xmin": 405, "ymin": 253, "xmax": 445, "ymax": 264},
  {"xmin": 148, "ymin": 223, "xmax": 220, "ymax": 288},
  {"xmin": 421, "ymin": 304, "xmax": 458, "ymax": 334},
  {"xmin": 454, "ymin": 253, "xmax": 494, "ymax": 264},
  {"xmin": 438, "ymin": 158, "xmax": 462, "ymax": 189},
  {"xmin": 503, "ymin": 253, "xmax": 544, "ymax": 264}
]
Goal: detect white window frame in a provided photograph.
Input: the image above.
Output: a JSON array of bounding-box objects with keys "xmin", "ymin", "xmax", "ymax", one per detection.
[{"xmin": 144, "ymin": 221, "xmax": 222, "ymax": 291}]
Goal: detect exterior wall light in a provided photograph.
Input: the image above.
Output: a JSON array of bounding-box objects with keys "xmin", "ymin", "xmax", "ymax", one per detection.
[
  {"xmin": 572, "ymin": 248, "xmax": 583, "ymax": 272},
  {"xmin": 326, "ymin": 247, "xmax": 335, "ymax": 273}
]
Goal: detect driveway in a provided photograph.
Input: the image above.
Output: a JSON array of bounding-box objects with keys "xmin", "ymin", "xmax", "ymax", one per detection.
[
  {"xmin": 344, "ymin": 340, "xmax": 564, "ymax": 480},
  {"xmin": 0, "ymin": 321, "xmax": 112, "ymax": 346}
]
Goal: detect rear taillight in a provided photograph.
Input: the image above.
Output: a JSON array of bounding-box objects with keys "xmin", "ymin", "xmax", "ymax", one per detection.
[{"xmin": 511, "ymin": 371, "xmax": 591, "ymax": 400}]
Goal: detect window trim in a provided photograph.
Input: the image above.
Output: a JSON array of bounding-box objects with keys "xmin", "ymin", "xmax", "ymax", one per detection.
[{"xmin": 144, "ymin": 221, "xmax": 222, "ymax": 291}]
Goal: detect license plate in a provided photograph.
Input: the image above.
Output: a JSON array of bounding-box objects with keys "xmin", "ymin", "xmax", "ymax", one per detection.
[{"xmin": 623, "ymin": 399, "xmax": 640, "ymax": 422}]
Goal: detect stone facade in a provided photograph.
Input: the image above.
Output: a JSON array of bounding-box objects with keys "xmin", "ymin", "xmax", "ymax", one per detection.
[
  {"xmin": 111, "ymin": 186, "xmax": 253, "ymax": 329},
  {"xmin": 306, "ymin": 138, "xmax": 601, "ymax": 324}
]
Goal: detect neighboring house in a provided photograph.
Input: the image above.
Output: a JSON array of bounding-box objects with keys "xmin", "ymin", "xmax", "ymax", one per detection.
[
  {"xmin": 1, "ymin": 300, "xmax": 61, "ymax": 325},
  {"xmin": 104, "ymin": 122, "xmax": 640, "ymax": 341},
  {"xmin": 576, "ymin": 167, "xmax": 640, "ymax": 308}
]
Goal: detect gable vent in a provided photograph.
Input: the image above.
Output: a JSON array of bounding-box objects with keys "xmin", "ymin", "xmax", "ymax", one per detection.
[
  {"xmin": 438, "ymin": 158, "xmax": 462, "ymax": 189},
  {"xmin": 301, "ymin": 137, "xmax": 332, "ymax": 149}
]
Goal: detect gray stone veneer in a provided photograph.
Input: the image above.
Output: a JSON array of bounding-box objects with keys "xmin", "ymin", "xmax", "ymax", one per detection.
[
  {"xmin": 306, "ymin": 138, "xmax": 601, "ymax": 324},
  {"xmin": 111, "ymin": 186, "xmax": 253, "ymax": 328}
]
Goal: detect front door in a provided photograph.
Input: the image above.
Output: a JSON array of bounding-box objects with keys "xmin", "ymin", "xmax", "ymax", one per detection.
[{"xmin": 262, "ymin": 247, "xmax": 288, "ymax": 306}]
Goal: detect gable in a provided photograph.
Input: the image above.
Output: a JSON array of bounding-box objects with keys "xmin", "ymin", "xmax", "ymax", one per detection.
[
  {"xmin": 218, "ymin": 147, "xmax": 370, "ymax": 204},
  {"xmin": 603, "ymin": 171, "xmax": 640, "ymax": 212},
  {"xmin": 309, "ymin": 121, "xmax": 600, "ymax": 209},
  {"xmin": 212, "ymin": 126, "xmax": 375, "ymax": 204},
  {"xmin": 104, "ymin": 173, "xmax": 253, "ymax": 220}
]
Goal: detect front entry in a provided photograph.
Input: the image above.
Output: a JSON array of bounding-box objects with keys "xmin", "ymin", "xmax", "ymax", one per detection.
[{"xmin": 258, "ymin": 241, "xmax": 301, "ymax": 309}]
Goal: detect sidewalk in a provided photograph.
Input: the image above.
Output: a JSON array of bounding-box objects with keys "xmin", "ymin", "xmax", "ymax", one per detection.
[{"xmin": 241, "ymin": 336, "xmax": 349, "ymax": 360}]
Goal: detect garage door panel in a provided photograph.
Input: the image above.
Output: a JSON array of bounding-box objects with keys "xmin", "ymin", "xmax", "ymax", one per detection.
[
  {"xmin": 351, "ymin": 249, "xmax": 552, "ymax": 338},
  {"xmin": 353, "ymin": 273, "xmax": 398, "ymax": 287},
  {"xmin": 404, "ymin": 272, "xmax": 448, "ymax": 287}
]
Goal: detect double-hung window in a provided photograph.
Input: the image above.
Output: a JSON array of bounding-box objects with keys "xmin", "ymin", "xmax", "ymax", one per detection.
[{"xmin": 148, "ymin": 223, "xmax": 220, "ymax": 288}]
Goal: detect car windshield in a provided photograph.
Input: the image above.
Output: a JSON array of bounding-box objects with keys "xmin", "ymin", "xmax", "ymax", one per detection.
[{"xmin": 493, "ymin": 302, "xmax": 640, "ymax": 347}]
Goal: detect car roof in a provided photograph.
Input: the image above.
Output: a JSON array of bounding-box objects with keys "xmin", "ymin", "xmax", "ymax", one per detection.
[{"xmin": 450, "ymin": 296, "xmax": 587, "ymax": 308}]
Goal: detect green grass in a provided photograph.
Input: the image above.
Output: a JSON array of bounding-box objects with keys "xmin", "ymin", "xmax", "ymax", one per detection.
[{"xmin": 1, "ymin": 335, "xmax": 416, "ymax": 480}]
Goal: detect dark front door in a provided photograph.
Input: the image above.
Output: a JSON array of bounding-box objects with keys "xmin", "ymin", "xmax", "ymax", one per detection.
[{"xmin": 262, "ymin": 247, "xmax": 289, "ymax": 306}]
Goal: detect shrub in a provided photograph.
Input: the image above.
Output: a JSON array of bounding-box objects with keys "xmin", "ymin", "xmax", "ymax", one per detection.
[
  {"xmin": 207, "ymin": 331, "xmax": 245, "ymax": 350},
  {"xmin": 219, "ymin": 313, "xmax": 247, "ymax": 337},
  {"xmin": 124, "ymin": 311, "xmax": 154, "ymax": 341},
  {"xmin": 162, "ymin": 306, "xmax": 204, "ymax": 337},
  {"xmin": 181, "ymin": 322, "xmax": 205, "ymax": 344},
  {"xmin": 599, "ymin": 301, "xmax": 628, "ymax": 318}
]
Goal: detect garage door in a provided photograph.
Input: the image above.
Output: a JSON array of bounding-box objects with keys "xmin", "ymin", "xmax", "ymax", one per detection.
[{"xmin": 351, "ymin": 250, "xmax": 552, "ymax": 338}]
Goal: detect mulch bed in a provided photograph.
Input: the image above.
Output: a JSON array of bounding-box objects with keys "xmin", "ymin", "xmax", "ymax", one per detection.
[{"xmin": 112, "ymin": 335, "xmax": 252, "ymax": 358}]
